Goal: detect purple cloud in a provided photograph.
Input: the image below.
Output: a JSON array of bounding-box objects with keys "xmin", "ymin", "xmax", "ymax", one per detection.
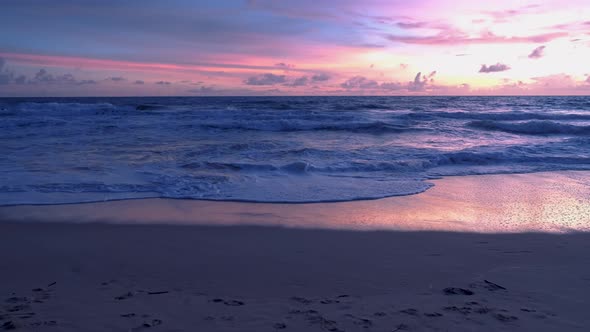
[
  {"xmin": 155, "ymin": 81, "xmax": 171, "ymax": 85},
  {"xmin": 380, "ymin": 82, "xmax": 403, "ymax": 90},
  {"xmin": 340, "ymin": 76, "xmax": 379, "ymax": 89},
  {"xmin": 479, "ymin": 63, "xmax": 511, "ymax": 73},
  {"xmin": 311, "ymin": 73, "xmax": 330, "ymax": 82},
  {"xmin": 396, "ymin": 21, "xmax": 428, "ymax": 29},
  {"xmin": 108, "ymin": 76, "xmax": 126, "ymax": 82},
  {"xmin": 275, "ymin": 62, "xmax": 295, "ymax": 70},
  {"xmin": 528, "ymin": 45, "xmax": 545, "ymax": 59},
  {"xmin": 14, "ymin": 75, "xmax": 26, "ymax": 84},
  {"xmin": 244, "ymin": 73, "xmax": 287, "ymax": 85},
  {"xmin": 0, "ymin": 58, "xmax": 10, "ymax": 85},
  {"xmin": 188, "ymin": 86, "xmax": 216, "ymax": 94},
  {"xmin": 484, "ymin": 4, "xmax": 541, "ymax": 22},
  {"xmin": 408, "ymin": 71, "xmax": 436, "ymax": 91},
  {"xmin": 134, "ymin": 80, "xmax": 145, "ymax": 85},
  {"xmin": 287, "ymin": 76, "xmax": 308, "ymax": 87}
]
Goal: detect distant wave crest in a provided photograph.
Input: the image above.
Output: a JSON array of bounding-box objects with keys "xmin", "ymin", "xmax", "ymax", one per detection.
[{"xmin": 468, "ymin": 120, "xmax": 590, "ymax": 136}]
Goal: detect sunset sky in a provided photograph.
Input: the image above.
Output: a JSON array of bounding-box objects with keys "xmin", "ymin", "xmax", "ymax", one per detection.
[{"xmin": 1, "ymin": 0, "xmax": 590, "ymax": 96}]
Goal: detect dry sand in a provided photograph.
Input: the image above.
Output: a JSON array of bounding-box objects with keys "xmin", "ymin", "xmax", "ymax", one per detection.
[
  {"xmin": 1, "ymin": 224, "xmax": 590, "ymax": 331},
  {"xmin": 1, "ymin": 171, "xmax": 589, "ymax": 331}
]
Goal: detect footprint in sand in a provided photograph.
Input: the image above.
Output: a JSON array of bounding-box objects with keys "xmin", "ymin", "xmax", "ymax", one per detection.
[
  {"xmin": 494, "ymin": 313, "xmax": 519, "ymax": 322},
  {"xmin": 131, "ymin": 319, "xmax": 163, "ymax": 331},
  {"xmin": 443, "ymin": 287, "xmax": 474, "ymax": 295},
  {"xmin": 424, "ymin": 312, "xmax": 443, "ymax": 317},
  {"xmin": 273, "ymin": 322, "xmax": 287, "ymax": 329},
  {"xmin": 210, "ymin": 298, "xmax": 245, "ymax": 306},
  {"xmin": 290, "ymin": 296, "xmax": 313, "ymax": 305},
  {"xmin": 399, "ymin": 308, "xmax": 419, "ymax": 316},
  {"xmin": 114, "ymin": 292, "xmax": 134, "ymax": 300}
]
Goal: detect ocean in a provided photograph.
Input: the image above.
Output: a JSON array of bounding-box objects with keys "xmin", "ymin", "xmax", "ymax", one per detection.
[{"xmin": 1, "ymin": 96, "xmax": 589, "ymax": 205}]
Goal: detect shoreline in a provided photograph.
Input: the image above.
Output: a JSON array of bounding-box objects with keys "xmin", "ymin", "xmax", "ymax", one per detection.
[
  {"xmin": 1, "ymin": 170, "xmax": 589, "ymax": 233},
  {"xmin": 2, "ymin": 169, "xmax": 589, "ymax": 208}
]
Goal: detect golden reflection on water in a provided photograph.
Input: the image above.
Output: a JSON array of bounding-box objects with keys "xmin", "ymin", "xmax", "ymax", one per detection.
[{"xmin": 1, "ymin": 171, "xmax": 589, "ymax": 233}]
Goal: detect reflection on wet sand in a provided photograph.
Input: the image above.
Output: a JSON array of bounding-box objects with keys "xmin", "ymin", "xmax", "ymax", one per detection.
[{"xmin": 1, "ymin": 171, "xmax": 589, "ymax": 233}]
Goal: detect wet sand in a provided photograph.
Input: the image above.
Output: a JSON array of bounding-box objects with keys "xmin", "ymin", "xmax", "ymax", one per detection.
[{"xmin": 1, "ymin": 171, "xmax": 589, "ymax": 232}]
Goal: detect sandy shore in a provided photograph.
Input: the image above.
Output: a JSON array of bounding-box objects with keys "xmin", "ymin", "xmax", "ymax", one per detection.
[
  {"xmin": 1, "ymin": 171, "xmax": 589, "ymax": 331},
  {"xmin": 1, "ymin": 223, "xmax": 589, "ymax": 331}
]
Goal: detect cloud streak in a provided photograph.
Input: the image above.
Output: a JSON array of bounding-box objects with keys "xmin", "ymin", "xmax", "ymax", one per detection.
[
  {"xmin": 479, "ymin": 63, "xmax": 511, "ymax": 73},
  {"xmin": 386, "ymin": 31, "xmax": 567, "ymax": 45}
]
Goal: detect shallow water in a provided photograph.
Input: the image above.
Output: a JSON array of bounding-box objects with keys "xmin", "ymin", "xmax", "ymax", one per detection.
[
  {"xmin": 1, "ymin": 96, "xmax": 589, "ymax": 205},
  {"xmin": 2, "ymin": 172, "xmax": 589, "ymax": 233}
]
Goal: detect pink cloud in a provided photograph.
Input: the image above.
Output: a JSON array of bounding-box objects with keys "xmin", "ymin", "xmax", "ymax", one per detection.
[
  {"xmin": 483, "ymin": 4, "xmax": 541, "ymax": 22},
  {"xmin": 386, "ymin": 31, "xmax": 567, "ymax": 45}
]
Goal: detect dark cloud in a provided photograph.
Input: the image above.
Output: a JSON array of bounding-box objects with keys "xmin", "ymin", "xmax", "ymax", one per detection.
[
  {"xmin": 14, "ymin": 75, "xmax": 26, "ymax": 84},
  {"xmin": 479, "ymin": 63, "xmax": 511, "ymax": 73},
  {"xmin": 244, "ymin": 73, "xmax": 287, "ymax": 85},
  {"xmin": 0, "ymin": 74, "xmax": 11, "ymax": 85},
  {"xmin": 0, "ymin": 63, "xmax": 99, "ymax": 86},
  {"xmin": 188, "ymin": 86, "xmax": 216, "ymax": 94},
  {"xmin": 32, "ymin": 69, "xmax": 76, "ymax": 84},
  {"xmin": 287, "ymin": 76, "xmax": 308, "ymax": 87},
  {"xmin": 311, "ymin": 73, "xmax": 330, "ymax": 82},
  {"xmin": 340, "ymin": 76, "xmax": 379, "ymax": 89},
  {"xmin": 155, "ymin": 81, "xmax": 171, "ymax": 85},
  {"xmin": 340, "ymin": 71, "xmax": 436, "ymax": 92},
  {"xmin": 528, "ymin": 45, "xmax": 545, "ymax": 59},
  {"xmin": 134, "ymin": 80, "xmax": 145, "ymax": 85},
  {"xmin": 0, "ymin": 58, "xmax": 11, "ymax": 85},
  {"xmin": 108, "ymin": 76, "xmax": 126, "ymax": 82}
]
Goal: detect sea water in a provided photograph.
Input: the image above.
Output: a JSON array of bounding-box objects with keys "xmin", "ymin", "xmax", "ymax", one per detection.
[{"xmin": 1, "ymin": 96, "xmax": 589, "ymax": 205}]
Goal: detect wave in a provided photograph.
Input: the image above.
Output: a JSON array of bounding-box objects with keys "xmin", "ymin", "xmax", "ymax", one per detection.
[
  {"xmin": 16, "ymin": 102, "xmax": 133, "ymax": 115},
  {"xmin": 402, "ymin": 111, "xmax": 590, "ymax": 122},
  {"xmin": 468, "ymin": 120, "xmax": 590, "ymax": 136},
  {"xmin": 203, "ymin": 120, "xmax": 416, "ymax": 134},
  {"xmin": 179, "ymin": 149, "xmax": 590, "ymax": 176}
]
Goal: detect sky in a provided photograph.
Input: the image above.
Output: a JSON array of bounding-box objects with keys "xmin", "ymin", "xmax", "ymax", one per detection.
[{"xmin": 1, "ymin": 0, "xmax": 590, "ymax": 96}]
